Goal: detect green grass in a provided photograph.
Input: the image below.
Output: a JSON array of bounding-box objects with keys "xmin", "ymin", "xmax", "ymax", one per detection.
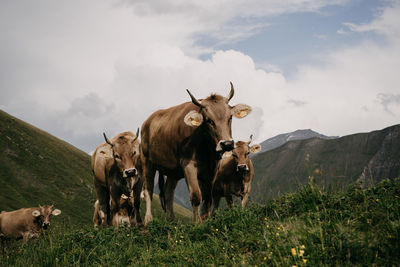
[
  {"xmin": 2, "ymin": 179, "xmax": 399, "ymax": 266},
  {"xmin": 0, "ymin": 110, "xmax": 191, "ymax": 226}
]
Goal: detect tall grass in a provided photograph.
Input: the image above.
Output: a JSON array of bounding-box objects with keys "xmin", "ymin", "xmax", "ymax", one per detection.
[{"xmin": 2, "ymin": 179, "xmax": 399, "ymax": 266}]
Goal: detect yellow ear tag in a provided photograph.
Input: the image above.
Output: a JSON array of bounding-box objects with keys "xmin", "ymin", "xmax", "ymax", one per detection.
[
  {"xmin": 235, "ymin": 110, "xmax": 248, "ymax": 118},
  {"xmin": 100, "ymin": 151, "xmax": 109, "ymax": 157},
  {"xmin": 191, "ymin": 118, "xmax": 202, "ymax": 126}
]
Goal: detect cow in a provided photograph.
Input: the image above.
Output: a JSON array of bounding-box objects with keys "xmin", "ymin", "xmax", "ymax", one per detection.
[
  {"xmin": 91, "ymin": 129, "xmax": 142, "ymax": 228},
  {"xmin": 93, "ymin": 193, "xmax": 132, "ymax": 228},
  {"xmin": 0, "ymin": 205, "xmax": 61, "ymax": 243},
  {"xmin": 140, "ymin": 82, "xmax": 252, "ymax": 224},
  {"xmin": 210, "ymin": 135, "xmax": 261, "ymax": 216}
]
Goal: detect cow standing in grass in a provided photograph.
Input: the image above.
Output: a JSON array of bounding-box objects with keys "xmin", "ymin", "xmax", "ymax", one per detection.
[
  {"xmin": 140, "ymin": 82, "xmax": 252, "ymax": 224},
  {"xmin": 0, "ymin": 205, "xmax": 61, "ymax": 243},
  {"xmin": 210, "ymin": 135, "xmax": 261, "ymax": 216},
  {"xmin": 92, "ymin": 130, "xmax": 142, "ymax": 228}
]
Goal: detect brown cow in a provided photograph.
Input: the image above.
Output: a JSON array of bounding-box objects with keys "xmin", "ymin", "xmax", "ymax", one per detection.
[
  {"xmin": 92, "ymin": 130, "xmax": 142, "ymax": 228},
  {"xmin": 140, "ymin": 82, "xmax": 252, "ymax": 224},
  {"xmin": 210, "ymin": 135, "xmax": 261, "ymax": 216},
  {"xmin": 93, "ymin": 193, "xmax": 132, "ymax": 228},
  {"xmin": 0, "ymin": 205, "xmax": 61, "ymax": 243}
]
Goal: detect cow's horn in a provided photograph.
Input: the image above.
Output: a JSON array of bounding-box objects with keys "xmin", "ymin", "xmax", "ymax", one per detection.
[
  {"xmin": 226, "ymin": 82, "xmax": 235, "ymax": 102},
  {"xmin": 186, "ymin": 89, "xmax": 203, "ymax": 108},
  {"xmin": 133, "ymin": 128, "xmax": 139, "ymax": 142},
  {"xmin": 248, "ymin": 134, "xmax": 253, "ymax": 144},
  {"xmin": 103, "ymin": 132, "xmax": 113, "ymax": 146}
]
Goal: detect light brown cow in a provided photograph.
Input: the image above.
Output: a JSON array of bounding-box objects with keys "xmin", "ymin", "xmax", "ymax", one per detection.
[
  {"xmin": 140, "ymin": 82, "xmax": 252, "ymax": 224},
  {"xmin": 92, "ymin": 130, "xmax": 142, "ymax": 228},
  {"xmin": 93, "ymin": 194, "xmax": 132, "ymax": 228},
  {"xmin": 210, "ymin": 135, "xmax": 261, "ymax": 216},
  {"xmin": 0, "ymin": 205, "xmax": 61, "ymax": 243}
]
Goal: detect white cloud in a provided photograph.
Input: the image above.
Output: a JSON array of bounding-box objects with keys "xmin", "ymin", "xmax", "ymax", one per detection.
[{"xmin": 0, "ymin": 0, "xmax": 398, "ymax": 153}]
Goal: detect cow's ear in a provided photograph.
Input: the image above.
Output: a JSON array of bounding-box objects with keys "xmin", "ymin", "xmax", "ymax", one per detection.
[
  {"xmin": 121, "ymin": 194, "xmax": 129, "ymax": 200},
  {"xmin": 250, "ymin": 144, "xmax": 261, "ymax": 154},
  {"xmin": 32, "ymin": 210, "xmax": 41, "ymax": 217},
  {"xmin": 184, "ymin": 110, "xmax": 203, "ymax": 127},
  {"xmin": 231, "ymin": 104, "xmax": 252, "ymax": 119},
  {"xmin": 52, "ymin": 209, "xmax": 61, "ymax": 216}
]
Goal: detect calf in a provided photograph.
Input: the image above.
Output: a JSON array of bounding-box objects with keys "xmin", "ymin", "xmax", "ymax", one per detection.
[
  {"xmin": 0, "ymin": 205, "xmax": 61, "ymax": 243},
  {"xmin": 93, "ymin": 194, "xmax": 132, "ymax": 228},
  {"xmin": 210, "ymin": 135, "xmax": 261, "ymax": 215},
  {"xmin": 92, "ymin": 129, "xmax": 143, "ymax": 228}
]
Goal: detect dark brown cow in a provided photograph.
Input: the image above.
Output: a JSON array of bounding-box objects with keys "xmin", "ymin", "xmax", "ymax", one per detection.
[
  {"xmin": 210, "ymin": 135, "xmax": 261, "ymax": 215},
  {"xmin": 140, "ymin": 82, "xmax": 252, "ymax": 224},
  {"xmin": 92, "ymin": 130, "xmax": 142, "ymax": 228},
  {"xmin": 0, "ymin": 205, "xmax": 61, "ymax": 243}
]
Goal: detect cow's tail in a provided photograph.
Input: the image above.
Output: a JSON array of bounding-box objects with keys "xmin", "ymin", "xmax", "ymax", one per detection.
[{"xmin": 158, "ymin": 172, "xmax": 166, "ymax": 212}]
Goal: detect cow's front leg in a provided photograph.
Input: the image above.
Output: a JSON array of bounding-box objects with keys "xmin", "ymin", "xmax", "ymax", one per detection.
[
  {"xmin": 241, "ymin": 182, "xmax": 251, "ymax": 207},
  {"xmin": 132, "ymin": 179, "xmax": 143, "ymax": 226},
  {"xmin": 183, "ymin": 160, "xmax": 202, "ymax": 223}
]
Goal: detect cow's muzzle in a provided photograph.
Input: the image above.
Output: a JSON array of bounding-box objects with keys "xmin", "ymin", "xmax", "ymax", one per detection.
[
  {"xmin": 42, "ymin": 222, "xmax": 50, "ymax": 229},
  {"xmin": 237, "ymin": 164, "xmax": 249, "ymax": 172},
  {"xmin": 216, "ymin": 139, "xmax": 234, "ymax": 152},
  {"xmin": 123, "ymin": 168, "xmax": 137, "ymax": 178}
]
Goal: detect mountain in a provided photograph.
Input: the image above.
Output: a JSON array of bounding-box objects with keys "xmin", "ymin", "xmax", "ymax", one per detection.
[
  {"xmin": 171, "ymin": 129, "xmax": 338, "ymax": 209},
  {"xmin": 251, "ymin": 124, "xmax": 400, "ymax": 202},
  {"xmin": 258, "ymin": 129, "xmax": 338, "ymax": 154},
  {"xmin": 0, "ymin": 110, "xmax": 190, "ymax": 225}
]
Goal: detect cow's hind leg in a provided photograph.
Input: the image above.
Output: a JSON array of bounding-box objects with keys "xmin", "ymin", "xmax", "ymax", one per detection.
[
  {"xmin": 210, "ymin": 195, "xmax": 221, "ymax": 217},
  {"xmin": 143, "ymin": 164, "xmax": 156, "ymax": 226},
  {"xmin": 225, "ymin": 195, "xmax": 233, "ymax": 208},
  {"xmin": 164, "ymin": 176, "xmax": 178, "ymax": 221},
  {"xmin": 158, "ymin": 172, "xmax": 166, "ymax": 212}
]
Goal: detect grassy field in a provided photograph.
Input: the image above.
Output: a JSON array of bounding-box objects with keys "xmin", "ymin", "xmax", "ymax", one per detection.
[{"xmin": 2, "ymin": 179, "xmax": 399, "ymax": 266}]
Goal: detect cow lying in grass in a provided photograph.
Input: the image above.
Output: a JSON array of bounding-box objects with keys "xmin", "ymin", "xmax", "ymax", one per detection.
[
  {"xmin": 93, "ymin": 194, "xmax": 132, "ymax": 228},
  {"xmin": 210, "ymin": 135, "xmax": 261, "ymax": 216},
  {"xmin": 0, "ymin": 205, "xmax": 61, "ymax": 243}
]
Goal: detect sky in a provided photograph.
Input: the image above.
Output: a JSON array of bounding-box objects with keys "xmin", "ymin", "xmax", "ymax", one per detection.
[{"xmin": 0, "ymin": 0, "xmax": 399, "ymax": 153}]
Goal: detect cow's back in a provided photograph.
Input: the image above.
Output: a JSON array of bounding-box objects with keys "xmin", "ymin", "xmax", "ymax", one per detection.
[
  {"xmin": 141, "ymin": 101, "xmax": 198, "ymax": 170},
  {"xmin": 92, "ymin": 143, "xmax": 113, "ymax": 186},
  {"xmin": 0, "ymin": 208, "xmax": 36, "ymax": 238}
]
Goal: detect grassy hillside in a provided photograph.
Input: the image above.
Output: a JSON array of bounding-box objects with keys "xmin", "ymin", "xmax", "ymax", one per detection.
[
  {"xmin": 0, "ymin": 110, "xmax": 190, "ymax": 225},
  {"xmin": 1, "ymin": 179, "xmax": 399, "ymax": 266},
  {"xmin": 252, "ymin": 124, "xmax": 400, "ymax": 202}
]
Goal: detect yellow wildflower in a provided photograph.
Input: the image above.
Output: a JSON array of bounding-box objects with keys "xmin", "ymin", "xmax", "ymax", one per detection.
[
  {"xmin": 264, "ymin": 257, "xmax": 267, "ymax": 261},
  {"xmin": 216, "ymin": 228, "xmax": 218, "ymax": 232},
  {"xmin": 276, "ymin": 233, "xmax": 280, "ymax": 236},
  {"xmin": 299, "ymin": 249, "xmax": 305, "ymax": 257},
  {"xmin": 302, "ymin": 259, "xmax": 307, "ymax": 263},
  {"xmin": 291, "ymin": 248, "xmax": 297, "ymax": 256},
  {"xmin": 376, "ymin": 199, "xmax": 379, "ymax": 202},
  {"xmin": 300, "ymin": 245, "xmax": 305, "ymax": 249},
  {"xmin": 231, "ymin": 245, "xmax": 234, "ymax": 248}
]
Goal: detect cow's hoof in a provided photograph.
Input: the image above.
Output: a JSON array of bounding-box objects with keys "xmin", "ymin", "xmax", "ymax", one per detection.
[{"xmin": 144, "ymin": 214, "xmax": 153, "ymax": 225}]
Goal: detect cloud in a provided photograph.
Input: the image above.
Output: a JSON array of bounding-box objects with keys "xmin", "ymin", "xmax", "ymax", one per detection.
[
  {"xmin": 0, "ymin": 0, "xmax": 399, "ymax": 154},
  {"xmin": 377, "ymin": 93, "xmax": 400, "ymax": 114}
]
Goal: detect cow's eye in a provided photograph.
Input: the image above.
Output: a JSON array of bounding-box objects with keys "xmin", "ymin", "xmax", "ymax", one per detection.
[
  {"xmin": 228, "ymin": 116, "xmax": 232, "ymax": 122},
  {"xmin": 246, "ymin": 152, "xmax": 250, "ymax": 156},
  {"xmin": 206, "ymin": 119, "xmax": 215, "ymax": 126},
  {"xmin": 114, "ymin": 154, "xmax": 121, "ymax": 160}
]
